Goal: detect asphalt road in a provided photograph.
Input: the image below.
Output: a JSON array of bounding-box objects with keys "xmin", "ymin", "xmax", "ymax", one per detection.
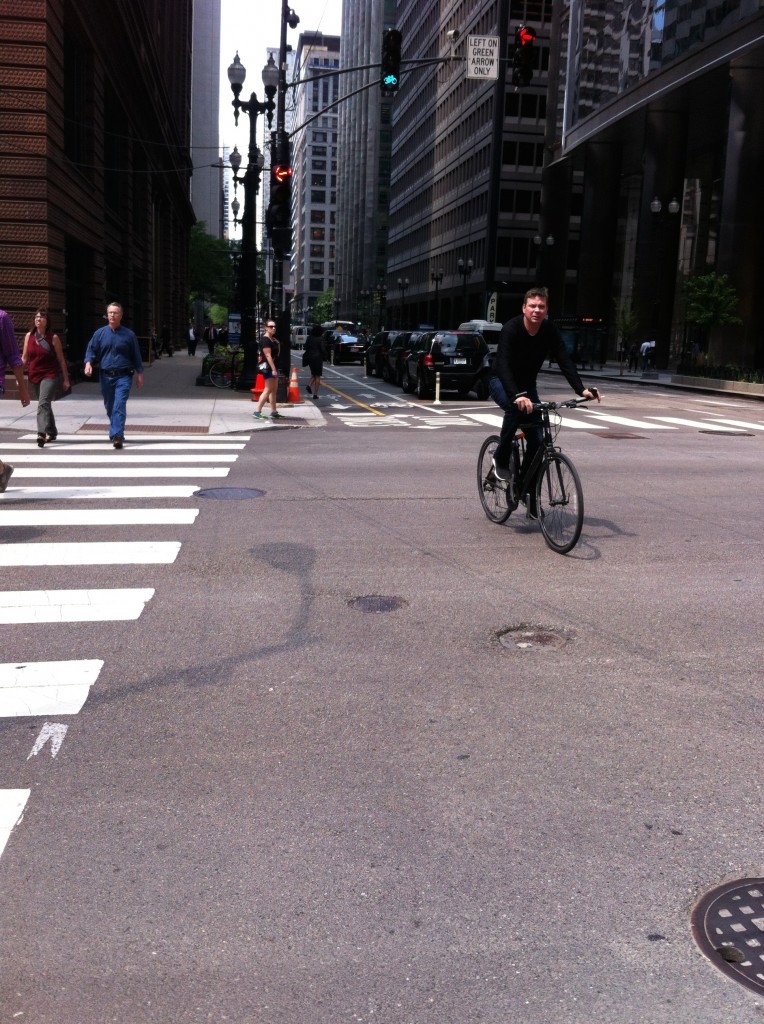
[{"xmin": 1, "ymin": 374, "xmax": 763, "ymax": 1023}]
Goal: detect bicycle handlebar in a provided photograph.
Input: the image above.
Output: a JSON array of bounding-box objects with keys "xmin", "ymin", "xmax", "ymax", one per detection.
[{"xmin": 533, "ymin": 390, "xmax": 598, "ymax": 412}]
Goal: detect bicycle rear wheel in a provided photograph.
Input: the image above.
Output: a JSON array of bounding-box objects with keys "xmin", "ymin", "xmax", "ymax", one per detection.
[
  {"xmin": 477, "ymin": 435, "xmax": 511, "ymax": 523},
  {"xmin": 209, "ymin": 360, "xmax": 232, "ymax": 389},
  {"xmin": 535, "ymin": 452, "xmax": 584, "ymax": 553}
]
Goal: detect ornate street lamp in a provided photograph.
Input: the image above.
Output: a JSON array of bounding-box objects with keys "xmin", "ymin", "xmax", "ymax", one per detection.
[
  {"xmin": 430, "ymin": 267, "xmax": 443, "ymax": 328},
  {"xmin": 457, "ymin": 258, "xmax": 473, "ymax": 321},
  {"xmin": 374, "ymin": 282, "xmax": 387, "ymax": 332},
  {"xmin": 397, "ymin": 276, "xmax": 409, "ymax": 329},
  {"xmin": 227, "ymin": 52, "xmax": 275, "ymax": 389}
]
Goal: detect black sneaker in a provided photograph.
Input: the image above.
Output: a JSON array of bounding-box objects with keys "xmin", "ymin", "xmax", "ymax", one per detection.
[
  {"xmin": 112, "ymin": 437, "xmax": 124, "ymax": 449},
  {"xmin": 0, "ymin": 463, "xmax": 14, "ymax": 492},
  {"xmin": 306, "ymin": 384, "xmax": 312, "ymax": 394},
  {"xmin": 492, "ymin": 457, "xmax": 512, "ymax": 482}
]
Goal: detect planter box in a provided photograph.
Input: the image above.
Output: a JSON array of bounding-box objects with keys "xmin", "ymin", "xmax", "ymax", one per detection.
[{"xmin": 671, "ymin": 374, "xmax": 764, "ymax": 397}]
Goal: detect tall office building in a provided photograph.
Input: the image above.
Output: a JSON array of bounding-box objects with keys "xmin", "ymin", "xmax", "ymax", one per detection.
[
  {"xmin": 335, "ymin": 0, "xmax": 396, "ymax": 330},
  {"xmin": 549, "ymin": 0, "xmax": 764, "ymax": 368},
  {"xmin": 191, "ymin": 0, "xmax": 223, "ymax": 237},
  {"xmin": 291, "ymin": 32, "xmax": 341, "ymax": 323}
]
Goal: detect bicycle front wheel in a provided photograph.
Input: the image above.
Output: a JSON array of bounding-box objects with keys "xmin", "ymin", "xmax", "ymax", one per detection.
[
  {"xmin": 477, "ymin": 435, "xmax": 511, "ymax": 523},
  {"xmin": 209, "ymin": 360, "xmax": 232, "ymax": 389},
  {"xmin": 536, "ymin": 452, "xmax": 584, "ymax": 554}
]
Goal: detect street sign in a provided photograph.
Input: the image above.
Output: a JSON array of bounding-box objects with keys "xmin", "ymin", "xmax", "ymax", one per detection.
[
  {"xmin": 466, "ymin": 36, "xmax": 499, "ymax": 80},
  {"xmin": 486, "ymin": 291, "xmax": 497, "ymax": 323}
]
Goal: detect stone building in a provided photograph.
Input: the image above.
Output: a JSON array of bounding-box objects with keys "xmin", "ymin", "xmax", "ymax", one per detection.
[{"xmin": 0, "ymin": 0, "xmax": 194, "ymax": 365}]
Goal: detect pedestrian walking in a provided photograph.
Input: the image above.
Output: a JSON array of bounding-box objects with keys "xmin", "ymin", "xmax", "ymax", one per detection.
[
  {"xmin": 303, "ymin": 323, "xmax": 326, "ymax": 400},
  {"xmin": 22, "ymin": 309, "xmax": 70, "ymax": 446},
  {"xmin": 628, "ymin": 343, "xmax": 639, "ymax": 372},
  {"xmin": 0, "ymin": 307, "xmax": 31, "ymax": 492},
  {"xmin": 252, "ymin": 320, "xmax": 281, "ymax": 421},
  {"xmin": 83, "ymin": 302, "xmax": 144, "ymax": 448},
  {"xmin": 203, "ymin": 323, "xmax": 218, "ymax": 356},
  {"xmin": 159, "ymin": 322, "xmax": 173, "ymax": 357},
  {"xmin": 187, "ymin": 322, "xmax": 197, "ymax": 355}
]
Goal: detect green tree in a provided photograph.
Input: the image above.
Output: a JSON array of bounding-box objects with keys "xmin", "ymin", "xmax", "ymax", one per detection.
[
  {"xmin": 684, "ymin": 272, "xmax": 741, "ymax": 334},
  {"xmin": 312, "ymin": 287, "xmax": 334, "ymax": 325},
  {"xmin": 189, "ymin": 223, "xmax": 234, "ymax": 307}
]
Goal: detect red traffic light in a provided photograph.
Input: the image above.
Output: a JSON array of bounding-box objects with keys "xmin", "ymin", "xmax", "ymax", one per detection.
[
  {"xmin": 272, "ymin": 165, "xmax": 292, "ymax": 184},
  {"xmin": 518, "ymin": 26, "xmax": 536, "ymax": 46}
]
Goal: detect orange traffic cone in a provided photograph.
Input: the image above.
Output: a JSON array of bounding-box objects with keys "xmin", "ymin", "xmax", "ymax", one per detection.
[
  {"xmin": 287, "ymin": 366, "xmax": 301, "ymax": 404},
  {"xmin": 251, "ymin": 373, "xmax": 265, "ymax": 401}
]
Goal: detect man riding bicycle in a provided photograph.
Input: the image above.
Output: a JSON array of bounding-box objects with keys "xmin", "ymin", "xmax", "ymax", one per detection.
[{"xmin": 489, "ymin": 287, "xmax": 602, "ymax": 512}]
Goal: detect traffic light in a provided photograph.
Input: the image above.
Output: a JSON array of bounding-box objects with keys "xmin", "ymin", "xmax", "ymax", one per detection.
[
  {"xmin": 512, "ymin": 25, "xmax": 536, "ymax": 87},
  {"xmin": 381, "ymin": 28, "xmax": 402, "ymax": 94},
  {"xmin": 266, "ymin": 163, "xmax": 293, "ymax": 252}
]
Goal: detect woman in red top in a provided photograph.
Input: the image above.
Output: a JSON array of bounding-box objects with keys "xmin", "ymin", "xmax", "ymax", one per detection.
[{"xmin": 22, "ymin": 309, "xmax": 70, "ymax": 447}]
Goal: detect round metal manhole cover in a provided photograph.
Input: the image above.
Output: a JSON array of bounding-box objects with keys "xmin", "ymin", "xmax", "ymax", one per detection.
[
  {"xmin": 498, "ymin": 624, "xmax": 571, "ymax": 650},
  {"xmin": 691, "ymin": 877, "xmax": 764, "ymax": 995},
  {"xmin": 195, "ymin": 487, "xmax": 265, "ymax": 500},
  {"xmin": 348, "ymin": 594, "xmax": 408, "ymax": 613},
  {"xmin": 595, "ymin": 432, "xmax": 647, "ymax": 440}
]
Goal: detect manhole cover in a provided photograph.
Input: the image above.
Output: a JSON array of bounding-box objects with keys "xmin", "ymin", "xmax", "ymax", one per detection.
[
  {"xmin": 700, "ymin": 430, "xmax": 752, "ymax": 436},
  {"xmin": 498, "ymin": 624, "xmax": 571, "ymax": 650},
  {"xmin": 195, "ymin": 487, "xmax": 265, "ymax": 500},
  {"xmin": 595, "ymin": 432, "xmax": 647, "ymax": 440},
  {"xmin": 348, "ymin": 594, "xmax": 408, "ymax": 613},
  {"xmin": 691, "ymin": 877, "xmax": 764, "ymax": 995}
]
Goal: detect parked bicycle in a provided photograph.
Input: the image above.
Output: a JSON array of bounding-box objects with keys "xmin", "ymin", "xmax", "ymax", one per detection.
[
  {"xmin": 477, "ymin": 395, "xmax": 596, "ymax": 554},
  {"xmin": 207, "ymin": 348, "xmax": 244, "ymax": 389}
]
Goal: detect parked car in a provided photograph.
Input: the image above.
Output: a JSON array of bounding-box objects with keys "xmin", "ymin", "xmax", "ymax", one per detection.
[
  {"xmin": 458, "ymin": 320, "xmax": 502, "ymax": 397},
  {"xmin": 365, "ymin": 330, "xmax": 401, "ymax": 376},
  {"xmin": 385, "ymin": 330, "xmax": 425, "ymax": 386},
  {"xmin": 327, "ymin": 331, "xmax": 369, "ymax": 365},
  {"xmin": 402, "ymin": 330, "xmax": 490, "ymax": 399}
]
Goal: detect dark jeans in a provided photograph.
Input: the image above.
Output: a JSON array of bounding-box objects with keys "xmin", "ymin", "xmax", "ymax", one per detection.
[{"xmin": 489, "ymin": 377, "xmax": 543, "ymax": 486}]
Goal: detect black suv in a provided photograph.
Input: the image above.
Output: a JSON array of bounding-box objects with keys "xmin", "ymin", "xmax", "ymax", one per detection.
[
  {"xmin": 365, "ymin": 330, "xmax": 401, "ymax": 376},
  {"xmin": 327, "ymin": 331, "xmax": 369, "ymax": 365},
  {"xmin": 402, "ymin": 330, "xmax": 490, "ymax": 399}
]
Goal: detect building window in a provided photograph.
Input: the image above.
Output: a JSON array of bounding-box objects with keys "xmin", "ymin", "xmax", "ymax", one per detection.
[
  {"xmin": 310, "ymin": 278, "xmax": 324, "ymax": 291},
  {"xmin": 311, "ymin": 191, "xmax": 326, "ymax": 204}
]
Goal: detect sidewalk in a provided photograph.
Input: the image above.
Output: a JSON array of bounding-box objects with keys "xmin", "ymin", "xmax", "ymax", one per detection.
[
  {"xmin": 551, "ymin": 360, "xmax": 764, "ymax": 400},
  {"xmin": 0, "ymin": 353, "xmax": 323, "ymax": 436}
]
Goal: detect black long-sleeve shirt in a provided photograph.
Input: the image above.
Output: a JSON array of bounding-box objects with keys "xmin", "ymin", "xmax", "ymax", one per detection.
[{"xmin": 492, "ymin": 314, "xmax": 584, "ymax": 401}]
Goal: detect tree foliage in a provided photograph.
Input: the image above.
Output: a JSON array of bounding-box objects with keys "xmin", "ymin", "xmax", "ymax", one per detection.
[
  {"xmin": 311, "ymin": 287, "xmax": 335, "ymax": 325},
  {"xmin": 189, "ymin": 223, "xmax": 234, "ymax": 306},
  {"xmin": 684, "ymin": 273, "xmax": 741, "ymax": 330}
]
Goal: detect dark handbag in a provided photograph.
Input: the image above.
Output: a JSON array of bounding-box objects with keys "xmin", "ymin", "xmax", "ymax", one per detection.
[{"xmin": 301, "ymin": 350, "xmax": 309, "ymax": 367}]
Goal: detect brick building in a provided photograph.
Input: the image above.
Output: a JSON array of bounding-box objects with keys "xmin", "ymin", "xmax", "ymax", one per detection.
[{"xmin": 0, "ymin": 0, "xmax": 194, "ymax": 368}]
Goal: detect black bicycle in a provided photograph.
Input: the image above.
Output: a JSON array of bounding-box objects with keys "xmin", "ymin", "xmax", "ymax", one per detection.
[{"xmin": 477, "ymin": 395, "xmax": 595, "ymax": 554}]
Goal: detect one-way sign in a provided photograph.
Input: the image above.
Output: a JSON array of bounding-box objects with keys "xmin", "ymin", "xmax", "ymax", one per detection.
[{"xmin": 466, "ymin": 36, "xmax": 499, "ymax": 80}]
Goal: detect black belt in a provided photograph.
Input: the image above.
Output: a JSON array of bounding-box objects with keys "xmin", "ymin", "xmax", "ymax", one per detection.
[{"xmin": 102, "ymin": 369, "xmax": 134, "ymax": 378}]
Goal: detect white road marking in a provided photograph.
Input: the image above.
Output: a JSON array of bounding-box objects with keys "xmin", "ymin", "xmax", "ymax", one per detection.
[
  {"xmin": 0, "ymin": 509, "xmax": 198, "ymax": 526},
  {"xmin": 27, "ymin": 723, "xmax": 69, "ymax": 758},
  {"xmin": 583, "ymin": 411, "xmax": 673, "ymax": 429},
  {"xmin": 0, "ymin": 790, "xmax": 30, "ymax": 859},
  {"xmin": 646, "ymin": 416, "xmax": 745, "ymax": 432},
  {"xmin": 0, "ymin": 588, "xmax": 154, "ymax": 623},
  {"xmin": 10, "ymin": 467, "xmax": 229, "ymax": 478},
  {"xmin": 0, "ymin": 485, "xmax": 201, "ymax": 501},
  {"xmin": 19, "ymin": 433, "xmax": 249, "ymax": 442},
  {"xmin": 0, "ymin": 541, "xmax": 181, "ymax": 566},
  {"xmin": 706, "ymin": 418, "xmax": 763, "ymax": 431},
  {"xmin": 5, "ymin": 454, "xmax": 237, "ymax": 463},
  {"xmin": 2, "ymin": 442, "xmax": 246, "ymax": 451},
  {"xmin": 0, "ymin": 660, "xmax": 103, "ymax": 717}
]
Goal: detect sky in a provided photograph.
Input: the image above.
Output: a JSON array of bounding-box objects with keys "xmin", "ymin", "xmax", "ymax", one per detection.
[{"xmin": 219, "ymin": 0, "xmax": 343, "ymax": 193}]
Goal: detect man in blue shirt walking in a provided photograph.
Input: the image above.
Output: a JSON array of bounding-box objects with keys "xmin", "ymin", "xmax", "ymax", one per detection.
[{"xmin": 84, "ymin": 302, "xmax": 144, "ymax": 448}]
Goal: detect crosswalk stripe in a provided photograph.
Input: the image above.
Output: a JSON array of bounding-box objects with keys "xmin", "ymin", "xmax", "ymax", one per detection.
[
  {"xmin": 0, "ymin": 659, "xmax": 103, "ymax": 717},
  {"xmin": 0, "ymin": 542, "xmax": 181, "ymax": 566},
  {"xmin": 5, "ymin": 454, "xmax": 237, "ymax": 463},
  {"xmin": 19, "ymin": 433, "xmax": 249, "ymax": 442},
  {"xmin": 2, "ymin": 442, "xmax": 246, "ymax": 451},
  {"xmin": 0, "ymin": 508, "xmax": 198, "ymax": 525},
  {"xmin": 0, "ymin": 485, "xmax": 201, "ymax": 501},
  {"xmin": 583, "ymin": 411, "xmax": 672, "ymax": 429},
  {"xmin": 706, "ymin": 418, "xmax": 763, "ymax": 431},
  {"xmin": 0, "ymin": 790, "xmax": 30, "ymax": 858},
  {"xmin": 0, "ymin": 588, "xmax": 154, "ymax": 623},
  {"xmin": 647, "ymin": 416, "xmax": 745, "ymax": 432},
  {"xmin": 9, "ymin": 467, "xmax": 229, "ymax": 478}
]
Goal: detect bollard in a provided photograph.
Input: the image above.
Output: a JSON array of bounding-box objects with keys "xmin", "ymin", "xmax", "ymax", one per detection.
[{"xmin": 433, "ymin": 371, "xmax": 442, "ymax": 405}]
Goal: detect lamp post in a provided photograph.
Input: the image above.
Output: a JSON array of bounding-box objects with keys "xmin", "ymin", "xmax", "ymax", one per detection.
[
  {"xmin": 397, "ymin": 276, "xmax": 409, "ymax": 329},
  {"xmin": 457, "ymin": 258, "xmax": 473, "ymax": 321},
  {"xmin": 227, "ymin": 52, "xmax": 275, "ymax": 389},
  {"xmin": 647, "ymin": 195, "xmax": 681, "ymax": 371},
  {"xmin": 430, "ymin": 268, "xmax": 443, "ymax": 328},
  {"xmin": 374, "ymin": 282, "xmax": 387, "ymax": 332},
  {"xmin": 532, "ymin": 232, "xmax": 555, "ymax": 283}
]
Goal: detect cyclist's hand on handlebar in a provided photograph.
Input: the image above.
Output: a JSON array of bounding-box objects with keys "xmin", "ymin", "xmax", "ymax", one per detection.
[
  {"xmin": 514, "ymin": 395, "xmax": 534, "ymax": 414},
  {"xmin": 583, "ymin": 387, "xmax": 602, "ymax": 402}
]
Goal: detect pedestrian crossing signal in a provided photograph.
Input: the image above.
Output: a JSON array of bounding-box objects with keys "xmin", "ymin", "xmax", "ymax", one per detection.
[{"xmin": 381, "ymin": 29, "xmax": 402, "ymax": 94}]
